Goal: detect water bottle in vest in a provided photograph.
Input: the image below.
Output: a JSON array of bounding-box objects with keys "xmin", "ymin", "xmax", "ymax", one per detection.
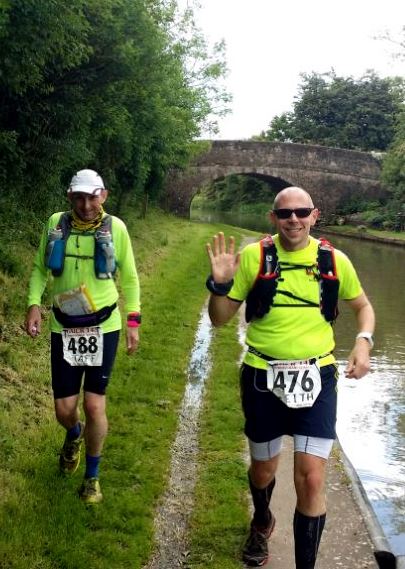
[
  {"xmin": 45, "ymin": 227, "xmax": 64, "ymax": 273},
  {"xmin": 95, "ymin": 229, "xmax": 116, "ymax": 279}
]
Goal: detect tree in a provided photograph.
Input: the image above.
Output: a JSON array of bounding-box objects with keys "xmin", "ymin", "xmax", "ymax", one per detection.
[
  {"xmin": 378, "ymin": 28, "xmax": 405, "ymax": 229},
  {"xmin": 168, "ymin": 1, "xmax": 232, "ymax": 137},
  {"xmin": 0, "ymin": 0, "xmax": 231, "ymax": 218},
  {"xmin": 379, "ymin": 118, "xmax": 405, "ymax": 229},
  {"xmin": 0, "ymin": 0, "xmax": 92, "ymax": 211},
  {"xmin": 260, "ymin": 71, "xmax": 403, "ymax": 152}
]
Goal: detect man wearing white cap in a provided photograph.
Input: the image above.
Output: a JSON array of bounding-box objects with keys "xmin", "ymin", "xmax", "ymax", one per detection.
[{"xmin": 25, "ymin": 169, "xmax": 141, "ymax": 504}]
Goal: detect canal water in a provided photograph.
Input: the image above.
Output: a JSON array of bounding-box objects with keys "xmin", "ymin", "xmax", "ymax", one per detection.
[
  {"xmin": 192, "ymin": 209, "xmax": 405, "ymax": 557},
  {"xmin": 332, "ymin": 233, "xmax": 405, "ymax": 557}
]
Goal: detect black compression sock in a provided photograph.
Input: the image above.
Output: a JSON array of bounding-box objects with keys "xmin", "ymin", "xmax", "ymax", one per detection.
[
  {"xmin": 293, "ymin": 509, "xmax": 326, "ymax": 569},
  {"xmin": 249, "ymin": 473, "xmax": 276, "ymax": 528}
]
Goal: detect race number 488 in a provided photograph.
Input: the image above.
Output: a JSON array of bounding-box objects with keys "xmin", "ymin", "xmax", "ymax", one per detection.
[
  {"xmin": 62, "ymin": 327, "xmax": 103, "ymax": 367},
  {"xmin": 67, "ymin": 335, "xmax": 98, "ymax": 355}
]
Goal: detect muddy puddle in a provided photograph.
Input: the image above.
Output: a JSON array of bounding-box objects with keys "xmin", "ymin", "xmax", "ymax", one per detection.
[{"xmin": 144, "ymin": 306, "xmax": 213, "ymax": 569}]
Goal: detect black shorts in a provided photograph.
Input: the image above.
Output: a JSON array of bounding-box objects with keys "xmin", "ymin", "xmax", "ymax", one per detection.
[
  {"xmin": 240, "ymin": 363, "xmax": 338, "ymax": 442},
  {"xmin": 51, "ymin": 331, "xmax": 120, "ymax": 399}
]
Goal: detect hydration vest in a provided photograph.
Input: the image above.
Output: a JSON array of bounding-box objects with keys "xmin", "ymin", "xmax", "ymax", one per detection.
[
  {"xmin": 245, "ymin": 236, "xmax": 339, "ymax": 324},
  {"xmin": 45, "ymin": 212, "xmax": 117, "ymax": 279}
]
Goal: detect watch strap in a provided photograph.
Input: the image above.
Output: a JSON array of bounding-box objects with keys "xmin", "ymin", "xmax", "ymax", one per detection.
[{"xmin": 356, "ymin": 332, "xmax": 374, "ymax": 348}]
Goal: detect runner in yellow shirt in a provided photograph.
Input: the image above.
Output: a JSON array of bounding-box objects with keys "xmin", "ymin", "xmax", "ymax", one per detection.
[
  {"xmin": 206, "ymin": 186, "xmax": 375, "ymax": 568},
  {"xmin": 25, "ymin": 169, "xmax": 141, "ymax": 505}
]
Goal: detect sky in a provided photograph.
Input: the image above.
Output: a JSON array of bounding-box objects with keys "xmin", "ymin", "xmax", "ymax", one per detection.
[{"xmin": 181, "ymin": 0, "xmax": 405, "ymax": 140}]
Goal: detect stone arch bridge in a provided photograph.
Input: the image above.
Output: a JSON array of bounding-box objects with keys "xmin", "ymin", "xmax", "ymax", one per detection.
[{"xmin": 162, "ymin": 141, "xmax": 384, "ymax": 219}]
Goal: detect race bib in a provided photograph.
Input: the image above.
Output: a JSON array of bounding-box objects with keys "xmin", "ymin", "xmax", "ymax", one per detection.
[
  {"xmin": 62, "ymin": 327, "xmax": 103, "ymax": 367},
  {"xmin": 266, "ymin": 359, "xmax": 322, "ymax": 408}
]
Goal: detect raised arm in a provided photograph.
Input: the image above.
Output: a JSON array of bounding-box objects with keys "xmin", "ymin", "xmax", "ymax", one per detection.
[{"xmin": 206, "ymin": 232, "xmax": 242, "ymax": 327}]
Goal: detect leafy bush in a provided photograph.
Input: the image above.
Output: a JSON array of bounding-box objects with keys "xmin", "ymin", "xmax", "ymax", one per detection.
[{"xmin": 362, "ymin": 210, "xmax": 386, "ymax": 227}]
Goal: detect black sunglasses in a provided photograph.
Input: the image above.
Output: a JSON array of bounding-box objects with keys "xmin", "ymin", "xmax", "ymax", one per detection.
[{"xmin": 273, "ymin": 207, "xmax": 314, "ymax": 219}]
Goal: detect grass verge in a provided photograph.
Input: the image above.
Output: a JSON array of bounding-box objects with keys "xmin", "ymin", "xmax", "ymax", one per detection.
[{"xmin": 188, "ymin": 321, "xmax": 249, "ymax": 569}]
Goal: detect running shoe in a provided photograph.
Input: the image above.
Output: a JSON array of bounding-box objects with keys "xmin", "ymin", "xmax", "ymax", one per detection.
[
  {"xmin": 78, "ymin": 477, "xmax": 103, "ymax": 504},
  {"xmin": 242, "ymin": 513, "xmax": 276, "ymax": 567},
  {"xmin": 59, "ymin": 421, "xmax": 84, "ymax": 474}
]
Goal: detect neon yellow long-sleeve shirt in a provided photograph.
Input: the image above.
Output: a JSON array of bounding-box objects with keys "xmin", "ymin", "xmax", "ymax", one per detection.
[{"xmin": 27, "ymin": 211, "xmax": 140, "ymax": 333}]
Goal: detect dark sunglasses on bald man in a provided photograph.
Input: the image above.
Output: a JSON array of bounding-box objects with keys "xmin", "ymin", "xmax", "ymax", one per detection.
[{"xmin": 273, "ymin": 207, "xmax": 314, "ymax": 219}]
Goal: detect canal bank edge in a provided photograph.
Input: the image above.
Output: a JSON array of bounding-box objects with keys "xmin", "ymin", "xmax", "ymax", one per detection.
[
  {"xmin": 314, "ymin": 227, "xmax": 405, "ymax": 248},
  {"xmin": 336, "ymin": 438, "xmax": 404, "ymax": 569},
  {"xmin": 319, "ymin": 228, "xmax": 404, "ymax": 568}
]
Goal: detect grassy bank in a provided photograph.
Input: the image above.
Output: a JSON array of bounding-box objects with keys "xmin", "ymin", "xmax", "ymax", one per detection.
[
  {"xmin": 321, "ymin": 224, "xmax": 405, "ymax": 243},
  {"xmin": 188, "ymin": 321, "xmax": 249, "ymax": 568},
  {"xmin": 0, "ymin": 208, "xmax": 256, "ymax": 568}
]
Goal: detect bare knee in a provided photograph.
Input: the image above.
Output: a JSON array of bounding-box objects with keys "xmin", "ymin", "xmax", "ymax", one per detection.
[
  {"xmin": 54, "ymin": 395, "xmax": 79, "ymax": 427},
  {"xmin": 83, "ymin": 393, "xmax": 106, "ymax": 421},
  {"xmin": 250, "ymin": 457, "xmax": 278, "ymax": 488},
  {"xmin": 294, "ymin": 453, "xmax": 327, "ymax": 514},
  {"xmin": 295, "ymin": 469, "xmax": 324, "ymax": 497}
]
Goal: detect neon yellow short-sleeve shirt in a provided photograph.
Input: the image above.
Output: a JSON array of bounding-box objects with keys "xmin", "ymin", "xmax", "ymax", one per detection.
[{"xmin": 229, "ymin": 235, "xmax": 362, "ymax": 370}]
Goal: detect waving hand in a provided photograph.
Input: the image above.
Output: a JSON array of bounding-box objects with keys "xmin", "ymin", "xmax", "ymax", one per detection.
[{"xmin": 206, "ymin": 232, "xmax": 240, "ymax": 283}]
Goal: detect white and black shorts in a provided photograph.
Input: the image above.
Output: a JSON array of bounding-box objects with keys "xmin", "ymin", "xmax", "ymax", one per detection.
[{"xmin": 240, "ymin": 362, "xmax": 339, "ymax": 443}]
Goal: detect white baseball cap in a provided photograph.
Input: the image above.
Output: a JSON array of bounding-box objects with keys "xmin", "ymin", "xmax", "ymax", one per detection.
[{"xmin": 68, "ymin": 169, "xmax": 105, "ymax": 195}]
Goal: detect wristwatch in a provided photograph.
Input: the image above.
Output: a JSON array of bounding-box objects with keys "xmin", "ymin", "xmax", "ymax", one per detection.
[{"xmin": 356, "ymin": 332, "xmax": 374, "ymax": 349}]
